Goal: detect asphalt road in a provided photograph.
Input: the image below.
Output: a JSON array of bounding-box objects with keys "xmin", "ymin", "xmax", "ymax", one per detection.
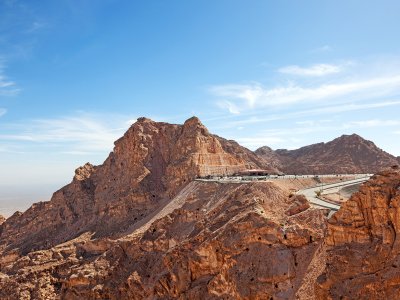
[
  {"xmin": 297, "ymin": 176, "xmax": 371, "ymax": 211},
  {"xmin": 196, "ymin": 174, "xmax": 372, "ymax": 213}
]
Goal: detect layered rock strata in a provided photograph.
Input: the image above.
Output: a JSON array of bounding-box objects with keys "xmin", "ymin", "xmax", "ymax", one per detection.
[
  {"xmin": 0, "ymin": 117, "xmax": 269, "ymax": 255},
  {"xmin": 0, "ymin": 181, "xmax": 328, "ymax": 299},
  {"xmin": 316, "ymin": 169, "xmax": 400, "ymax": 299}
]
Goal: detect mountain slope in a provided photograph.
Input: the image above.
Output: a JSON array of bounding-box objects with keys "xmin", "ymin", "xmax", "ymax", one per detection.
[
  {"xmin": 0, "ymin": 181, "xmax": 328, "ymax": 299},
  {"xmin": 0, "ymin": 116, "xmax": 327, "ymax": 299},
  {"xmin": 1, "ymin": 117, "xmax": 398, "ymax": 299},
  {"xmin": 0, "ymin": 117, "xmax": 269, "ymax": 255},
  {"xmin": 256, "ymin": 134, "xmax": 398, "ymax": 174}
]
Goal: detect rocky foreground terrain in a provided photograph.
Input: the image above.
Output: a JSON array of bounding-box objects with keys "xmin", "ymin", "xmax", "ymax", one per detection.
[
  {"xmin": 0, "ymin": 117, "xmax": 399, "ymax": 299},
  {"xmin": 256, "ymin": 134, "xmax": 398, "ymax": 174},
  {"xmin": 317, "ymin": 168, "xmax": 400, "ymax": 299}
]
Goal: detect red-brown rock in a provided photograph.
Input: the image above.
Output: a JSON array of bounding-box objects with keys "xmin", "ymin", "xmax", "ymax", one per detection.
[
  {"xmin": 316, "ymin": 169, "xmax": 400, "ymax": 299},
  {"xmin": 256, "ymin": 134, "xmax": 398, "ymax": 174},
  {"xmin": 0, "ymin": 117, "xmax": 271, "ymax": 255},
  {"xmin": 0, "ymin": 181, "xmax": 328, "ymax": 299},
  {"xmin": 0, "ymin": 117, "xmax": 328, "ymax": 299}
]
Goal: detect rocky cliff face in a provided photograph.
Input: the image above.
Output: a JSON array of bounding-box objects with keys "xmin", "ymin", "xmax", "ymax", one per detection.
[
  {"xmin": 316, "ymin": 168, "xmax": 400, "ymax": 299},
  {"xmin": 0, "ymin": 181, "xmax": 328, "ymax": 299},
  {"xmin": 256, "ymin": 134, "xmax": 398, "ymax": 174},
  {"xmin": 0, "ymin": 117, "xmax": 268, "ymax": 256},
  {"xmin": 2, "ymin": 116, "xmax": 397, "ymax": 299},
  {"xmin": 0, "ymin": 116, "xmax": 331, "ymax": 299}
]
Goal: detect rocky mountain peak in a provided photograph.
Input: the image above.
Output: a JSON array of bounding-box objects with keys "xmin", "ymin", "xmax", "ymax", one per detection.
[
  {"xmin": 255, "ymin": 145, "xmax": 274, "ymax": 155},
  {"xmin": 257, "ymin": 133, "xmax": 398, "ymax": 174},
  {"xmin": 335, "ymin": 133, "xmax": 373, "ymax": 145},
  {"xmin": 73, "ymin": 163, "xmax": 95, "ymax": 181},
  {"xmin": 182, "ymin": 116, "xmax": 209, "ymax": 135},
  {"xmin": 340, "ymin": 133, "xmax": 362, "ymax": 139},
  {"xmin": 1, "ymin": 115, "xmax": 399, "ymax": 299},
  {"xmin": 0, "ymin": 117, "xmax": 267, "ymax": 254},
  {"xmin": 0, "ymin": 215, "xmax": 5, "ymax": 226},
  {"xmin": 136, "ymin": 116, "xmax": 154, "ymax": 123}
]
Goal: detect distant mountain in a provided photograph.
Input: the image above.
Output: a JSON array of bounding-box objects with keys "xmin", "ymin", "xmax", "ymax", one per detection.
[
  {"xmin": 254, "ymin": 145, "xmax": 285, "ymax": 170},
  {"xmin": 256, "ymin": 134, "xmax": 398, "ymax": 174}
]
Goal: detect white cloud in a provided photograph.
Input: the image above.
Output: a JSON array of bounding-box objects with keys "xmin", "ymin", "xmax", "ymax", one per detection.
[
  {"xmin": 295, "ymin": 120, "xmax": 332, "ymax": 126},
  {"xmin": 210, "ymin": 84, "xmax": 263, "ymax": 108},
  {"xmin": 311, "ymin": 45, "xmax": 332, "ymax": 53},
  {"xmin": 0, "ymin": 112, "xmax": 136, "ymax": 154},
  {"xmin": 278, "ymin": 63, "xmax": 341, "ymax": 76},
  {"xmin": 216, "ymin": 100, "xmax": 240, "ymax": 114},
  {"xmin": 212, "ymin": 100, "xmax": 400, "ymax": 129},
  {"xmin": 25, "ymin": 21, "xmax": 46, "ymax": 33},
  {"xmin": 0, "ymin": 60, "xmax": 19, "ymax": 96},
  {"xmin": 343, "ymin": 119, "xmax": 400, "ymax": 128},
  {"xmin": 0, "ymin": 108, "xmax": 6, "ymax": 117},
  {"xmin": 210, "ymin": 75, "xmax": 400, "ymax": 113}
]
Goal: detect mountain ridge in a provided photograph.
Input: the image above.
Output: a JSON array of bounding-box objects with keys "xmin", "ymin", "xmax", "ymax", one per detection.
[
  {"xmin": 0, "ymin": 116, "xmax": 399, "ymax": 299},
  {"xmin": 256, "ymin": 133, "xmax": 398, "ymax": 174},
  {"xmin": 0, "ymin": 116, "xmax": 271, "ymax": 254}
]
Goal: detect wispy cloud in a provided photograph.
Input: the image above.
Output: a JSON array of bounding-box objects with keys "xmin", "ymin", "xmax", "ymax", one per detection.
[
  {"xmin": 0, "ymin": 108, "xmax": 6, "ymax": 117},
  {"xmin": 0, "ymin": 112, "xmax": 137, "ymax": 154},
  {"xmin": 210, "ymin": 57, "xmax": 400, "ymax": 115},
  {"xmin": 0, "ymin": 60, "xmax": 19, "ymax": 96},
  {"xmin": 230, "ymin": 117, "xmax": 400, "ymax": 151},
  {"xmin": 210, "ymin": 75, "xmax": 400, "ymax": 113},
  {"xmin": 25, "ymin": 21, "xmax": 46, "ymax": 33},
  {"xmin": 212, "ymin": 100, "xmax": 400, "ymax": 129},
  {"xmin": 216, "ymin": 100, "xmax": 240, "ymax": 114},
  {"xmin": 343, "ymin": 119, "xmax": 400, "ymax": 128},
  {"xmin": 278, "ymin": 63, "xmax": 341, "ymax": 76},
  {"xmin": 311, "ymin": 45, "xmax": 332, "ymax": 53}
]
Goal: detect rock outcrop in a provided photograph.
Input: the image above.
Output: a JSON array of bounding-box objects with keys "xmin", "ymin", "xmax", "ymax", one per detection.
[
  {"xmin": 3, "ymin": 116, "xmax": 396, "ymax": 299},
  {"xmin": 0, "ymin": 181, "xmax": 328, "ymax": 299},
  {"xmin": 0, "ymin": 117, "xmax": 271, "ymax": 255},
  {"xmin": 256, "ymin": 134, "xmax": 398, "ymax": 174},
  {"xmin": 316, "ymin": 169, "xmax": 400, "ymax": 299},
  {"xmin": 0, "ymin": 116, "xmax": 331, "ymax": 299},
  {"xmin": 0, "ymin": 215, "xmax": 5, "ymax": 225}
]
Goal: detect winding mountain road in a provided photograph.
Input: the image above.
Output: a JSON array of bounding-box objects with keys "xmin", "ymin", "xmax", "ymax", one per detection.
[
  {"xmin": 196, "ymin": 173, "xmax": 372, "ymax": 213},
  {"xmin": 297, "ymin": 176, "xmax": 371, "ymax": 211}
]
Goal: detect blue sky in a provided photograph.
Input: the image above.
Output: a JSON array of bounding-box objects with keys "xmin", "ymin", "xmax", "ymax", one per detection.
[{"xmin": 1, "ymin": 0, "xmax": 400, "ymax": 214}]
